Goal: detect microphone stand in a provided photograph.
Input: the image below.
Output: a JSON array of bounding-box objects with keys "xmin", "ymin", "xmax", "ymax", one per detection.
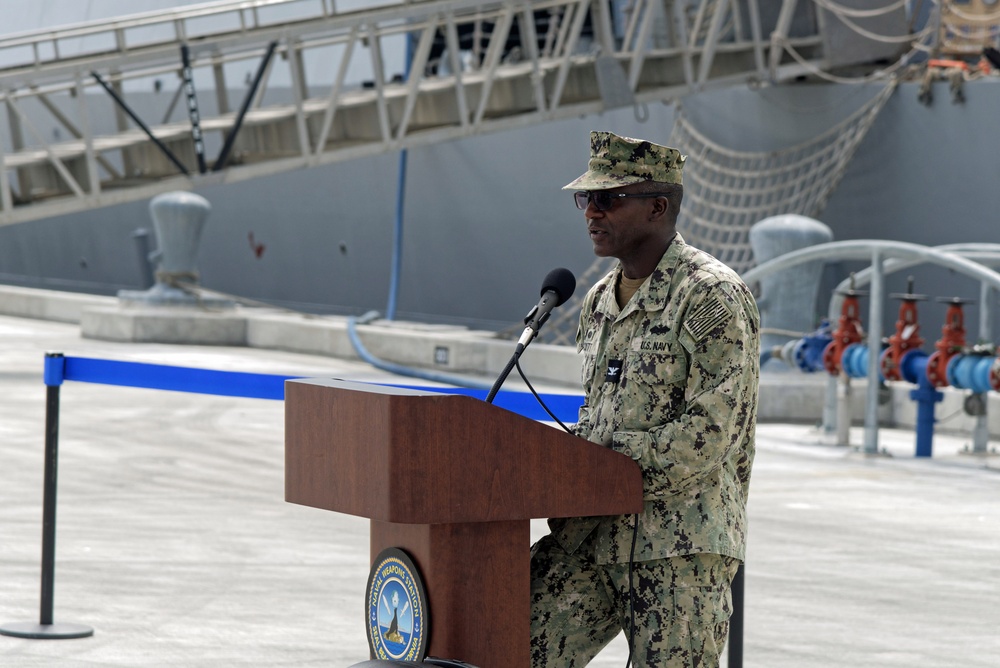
[
  {"xmin": 485, "ymin": 350, "xmax": 519, "ymax": 404},
  {"xmin": 485, "ymin": 331, "xmax": 532, "ymax": 404},
  {"xmin": 487, "ymin": 269, "xmax": 574, "ymax": 404}
]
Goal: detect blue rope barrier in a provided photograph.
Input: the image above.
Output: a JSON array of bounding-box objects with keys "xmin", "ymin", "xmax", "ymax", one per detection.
[
  {"xmin": 60, "ymin": 356, "xmax": 293, "ymax": 400},
  {"xmin": 7, "ymin": 352, "xmax": 584, "ymax": 642},
  {"xmin": 46, "ymin": 356, "xmax": 584, "ymax": 423},
  {"xmin": 387, "ymin": 384, "xmax": 583, "ymax": 423}
]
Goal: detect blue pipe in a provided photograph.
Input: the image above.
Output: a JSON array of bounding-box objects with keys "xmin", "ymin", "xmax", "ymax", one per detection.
[
  {"xmin": 898, "ymin": 349, "xmax": 926, "ymax": 385},
  {"xmin": 946, "ymin": 354, "xmax": 995, "ymax": 394},
  {"xmin": 901, "ymin": 350, "xmax": 942, "ymax": 457},
  {"xmin": 791, "ymin": 320, "xmax": 832, "ymax": 373},
  {"xmin": 844, "ymin": 345, "xmax": 942, "ymax": 456},
  {"xmin": 760, "ymin": 321, "xmax": 830, "ymax": 371},
  {"xmin": 841, "ymin": 343, "xmax": 874, "ymax": 380}
]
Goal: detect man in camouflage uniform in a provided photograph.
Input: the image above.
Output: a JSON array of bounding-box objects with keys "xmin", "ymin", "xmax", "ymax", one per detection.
[{"xmin": 530, "ymin": 131, "xmax": 759, "ymax": 667}]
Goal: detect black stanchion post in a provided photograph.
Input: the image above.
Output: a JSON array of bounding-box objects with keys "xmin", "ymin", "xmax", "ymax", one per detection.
[
  {"xmin": 728, "ymin": 563, "xmax": 744, "ymax": 668},
  {"xmin": 39, "ymin": 378, "xmax": 61, "ymax": 627},
  {"xmin": 0, "ymin": 352, "xmax": 93, "ymax": 640}
]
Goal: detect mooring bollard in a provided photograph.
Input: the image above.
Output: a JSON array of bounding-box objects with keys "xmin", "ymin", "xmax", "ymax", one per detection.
[
  {"xmin": 749, "ymin": 215, "xmax": 834, "ymax": 353},
  {"xmin": 118, "ymin": 191, "xmax": 232, "ymax": 308}
]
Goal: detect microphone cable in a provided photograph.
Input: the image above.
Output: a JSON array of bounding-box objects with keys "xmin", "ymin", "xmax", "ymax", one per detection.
[
  {"xmin": 514, "ymin": 358, "xmax": 641, "ymax": 668},
  {"xmin": 514, "ymin": 357, "xmax": 572, "ymax": 434},
  {"xmin": 625, "ymin": 512, "xmax": 639, "ymax": 668},
  {"xmin": 515, "ymin": 358, "xmax": 641, "ymax": 668},
  {"xmin": 488, "ymin": 267, "xmax": 577, "ymax": 404}
]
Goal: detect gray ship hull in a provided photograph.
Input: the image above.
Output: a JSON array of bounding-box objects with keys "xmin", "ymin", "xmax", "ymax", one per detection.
[{"xmin": 1, "ymin": 79, "xmax": 998, "ymax": 333}]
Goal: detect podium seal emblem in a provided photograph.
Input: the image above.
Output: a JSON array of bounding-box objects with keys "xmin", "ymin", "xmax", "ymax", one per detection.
[{"xmin": 365, "ymin": 547, "xmax": 429, "ymax": 662}]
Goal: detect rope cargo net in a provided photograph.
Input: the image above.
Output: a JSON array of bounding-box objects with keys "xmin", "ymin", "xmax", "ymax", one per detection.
[{"xmin": 536, "ymin": 78, "xmax": 898, "ymax": 347}]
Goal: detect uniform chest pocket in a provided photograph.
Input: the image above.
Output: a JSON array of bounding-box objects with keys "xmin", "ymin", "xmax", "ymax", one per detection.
[{"xmin": 618, "ymin": 340, "xmax": 688, "ymax": 428}]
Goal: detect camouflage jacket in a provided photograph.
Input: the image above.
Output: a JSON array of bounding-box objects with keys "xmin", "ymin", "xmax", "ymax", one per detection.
[{"xmin": 549, "ymin": 233, "xmax": 760, "ymax": 564}]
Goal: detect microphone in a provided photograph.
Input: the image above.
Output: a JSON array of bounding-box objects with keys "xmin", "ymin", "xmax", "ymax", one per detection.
[
  {"xmin": 516, "ymin": 267, "xmax": 576, "ymax": 354},
  {"xmin": 486, "ymin": 267, "xmax": 577, "ymax": 404}
]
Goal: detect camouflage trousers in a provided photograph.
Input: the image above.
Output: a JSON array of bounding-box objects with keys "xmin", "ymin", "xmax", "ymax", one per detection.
[{"xmin": 529, "ymin": 534, "xmax": 738, "ymax": 668}]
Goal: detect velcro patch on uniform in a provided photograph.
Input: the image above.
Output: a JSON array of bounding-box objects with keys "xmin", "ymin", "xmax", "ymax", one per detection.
[
  {"xmin": 605, "ymin": 359, "xmax": 623, "ymax": 384},
  {"xmin": 683, "ymin": 295, "xmax": 732, "ymax": 342}
]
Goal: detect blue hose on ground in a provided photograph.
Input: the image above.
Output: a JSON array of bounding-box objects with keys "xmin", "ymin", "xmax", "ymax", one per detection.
[{"xmin": 347, "ymin": 311, "xmax": 493, "ymax": 391}]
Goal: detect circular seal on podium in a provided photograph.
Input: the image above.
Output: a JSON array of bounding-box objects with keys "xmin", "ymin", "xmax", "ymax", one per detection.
[{"xmin": 365, "ymin": 547, "xmax": 429, "ymax": 662}]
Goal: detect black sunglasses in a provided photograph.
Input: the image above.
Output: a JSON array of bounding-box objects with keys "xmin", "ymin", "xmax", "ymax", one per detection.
[{"xmin": 574, "ymin": 191, "xmax": 667, "ymax": 211}]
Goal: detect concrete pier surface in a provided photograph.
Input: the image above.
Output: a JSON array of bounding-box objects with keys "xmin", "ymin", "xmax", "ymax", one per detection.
[{"xmin": 1, "ymin": 312, "xmax": 999, "ymax": 667}]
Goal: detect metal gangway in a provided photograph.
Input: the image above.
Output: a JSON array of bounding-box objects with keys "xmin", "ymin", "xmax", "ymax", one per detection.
[{"xmin": 0, "ymin": 0, "xmax": 906, "ymax": 226}]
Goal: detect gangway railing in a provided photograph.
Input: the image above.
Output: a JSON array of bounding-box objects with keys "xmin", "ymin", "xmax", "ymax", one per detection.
[{"xmin": 0, "ymin": 0, "xmax": 893, "ymax": 226}]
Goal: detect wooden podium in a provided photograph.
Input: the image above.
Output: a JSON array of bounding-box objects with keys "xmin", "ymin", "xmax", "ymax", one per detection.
[{"xmin": 285, "ymin": 378, "xmax": 642, "ymax": 668}]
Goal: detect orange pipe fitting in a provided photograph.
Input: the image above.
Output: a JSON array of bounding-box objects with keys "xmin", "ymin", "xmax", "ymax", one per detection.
[
  {"xmin": 823, "ymin": 291, "xmax": 865, "ymax": 375},
  {"xmin": 990, "ymin": 357, "xmax": 1000, "ymax": 393},
  {"xmin": 880, "ymin": 281, "xmax": 926, "ymax": 382},
  {"xmin": 926, "ymin": 298, "xmax": 970, "ymax": 388}
]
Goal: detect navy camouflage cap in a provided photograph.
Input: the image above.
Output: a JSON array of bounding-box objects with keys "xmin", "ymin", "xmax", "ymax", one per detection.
[{"xmin": 562, "ymin": 130, "xmax": 685, "ymax": 190}]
